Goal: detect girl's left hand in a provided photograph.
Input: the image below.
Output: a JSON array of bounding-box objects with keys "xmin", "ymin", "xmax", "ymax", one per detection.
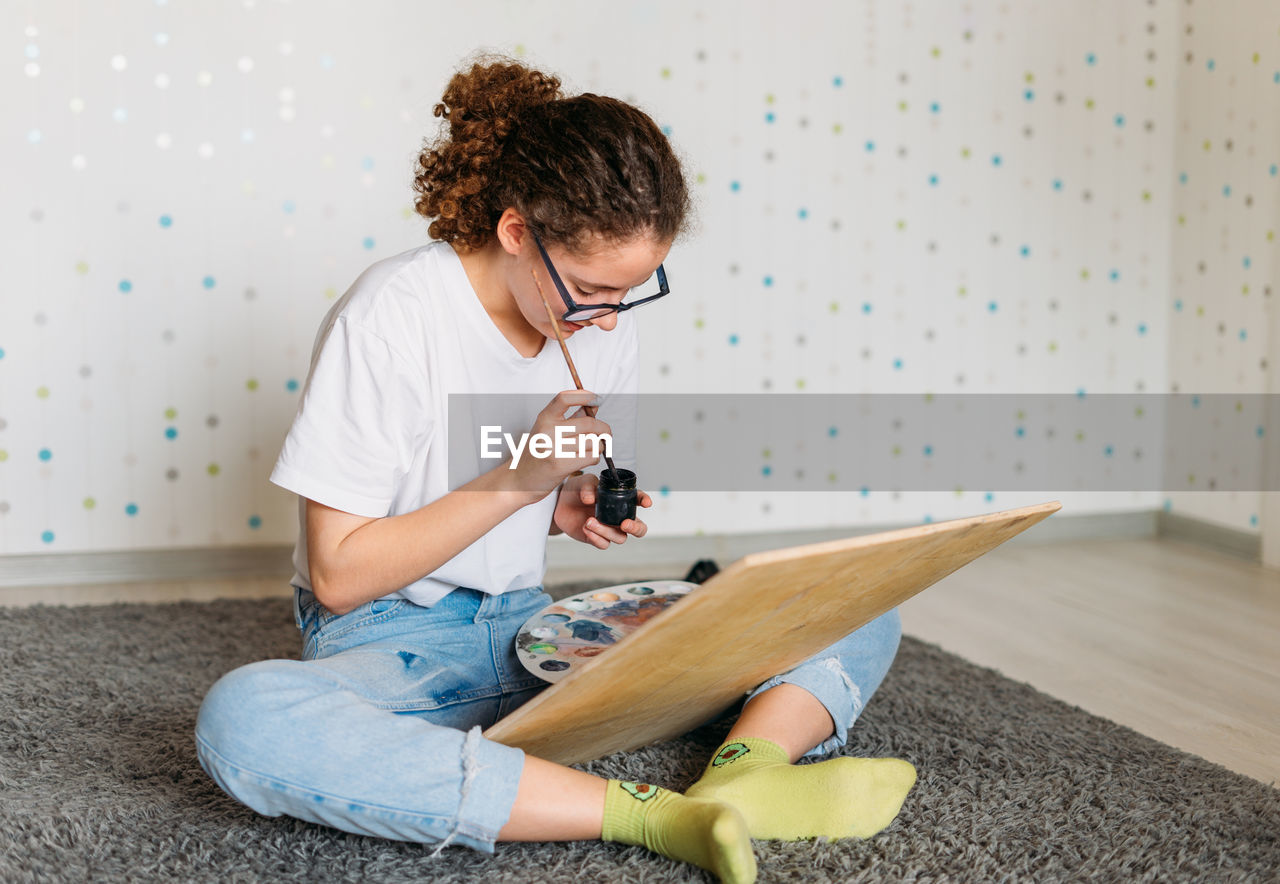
[{"xmin": 552, "ymin": 472, "xmax": 652, "ymax": 548}]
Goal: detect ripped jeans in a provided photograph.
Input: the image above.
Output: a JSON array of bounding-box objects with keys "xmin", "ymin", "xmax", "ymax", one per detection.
[{"xmin": 195, "ymin": 585, "xmax": 901, "ymax": 854}]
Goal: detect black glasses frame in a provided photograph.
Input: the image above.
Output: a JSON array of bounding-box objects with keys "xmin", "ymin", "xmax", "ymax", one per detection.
[{"xmin": 532, "ymin": 232, "xmax": 669, "ymax": 322}]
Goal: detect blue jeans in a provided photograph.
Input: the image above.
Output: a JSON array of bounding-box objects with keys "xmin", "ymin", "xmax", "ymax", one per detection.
[{"xmin": 195, "ymin": 585, "xmax": 902, "ymax": 853}]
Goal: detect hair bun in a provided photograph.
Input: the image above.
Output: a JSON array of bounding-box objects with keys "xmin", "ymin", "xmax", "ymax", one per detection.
[
  {"xmin": 433, "ymin": 60, "xmax": 562, "ymax": 144},
  {"xmin": 414, "ymin": 57, "xmax": 689, "ymax": 253}
]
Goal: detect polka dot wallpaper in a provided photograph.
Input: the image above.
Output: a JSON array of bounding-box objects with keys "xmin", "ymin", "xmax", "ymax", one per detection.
[
  {"xmin": 1165, "ymin": 0, "xmax": 1278, "ymax": 533},
  {"xmin": 2, "ymin": 1, "xmax": 1274, "ymax": 554}
]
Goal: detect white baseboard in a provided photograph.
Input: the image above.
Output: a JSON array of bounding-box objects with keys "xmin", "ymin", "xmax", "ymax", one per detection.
[
  {"xmin": 0, "ymin": 545, "xmax": 295, "ymax": 589},
  {"xmin": 1155, "ymin": 511, "xmax": 1262, "ymax": 561},
  {"xmin": 0, "ymin": 509, "xmax": 1175, "ymax": 590},
  {"xmin": 546, "ymin": 507, "xmax": 1159, "ymax": 573}
]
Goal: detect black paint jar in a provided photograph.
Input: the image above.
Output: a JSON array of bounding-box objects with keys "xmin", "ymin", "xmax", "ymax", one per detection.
[{"xmin": 595, "ymin": 468, "xmax": 638, "ymax": 527}]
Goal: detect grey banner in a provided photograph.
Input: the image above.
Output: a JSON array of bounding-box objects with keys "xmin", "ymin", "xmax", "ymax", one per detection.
[{"xmin": 447, "ymin": 394, "xmax": 1280, "ymax": 492}]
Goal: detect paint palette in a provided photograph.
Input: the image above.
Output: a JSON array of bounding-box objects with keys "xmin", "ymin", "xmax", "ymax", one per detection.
[{"xmin": 516, "ymin": 580, "xmax": 700, "ymax": 683}]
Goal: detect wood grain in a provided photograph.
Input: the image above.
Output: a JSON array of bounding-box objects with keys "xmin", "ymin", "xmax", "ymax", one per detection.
[{"xmin": 484, "ymin": 501, "xmax": 1062, "ymax": 764}]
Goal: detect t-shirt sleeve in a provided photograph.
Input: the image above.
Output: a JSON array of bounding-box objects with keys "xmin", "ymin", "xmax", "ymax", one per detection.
[{"xmin": 270, "ymin": 315, "xmax": 430, "ymax": 517}]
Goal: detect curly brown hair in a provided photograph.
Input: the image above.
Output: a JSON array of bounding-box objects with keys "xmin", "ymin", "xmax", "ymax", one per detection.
[{"xmin": 413, "ymin": 58, "xmax": 690, "ymax": 254}]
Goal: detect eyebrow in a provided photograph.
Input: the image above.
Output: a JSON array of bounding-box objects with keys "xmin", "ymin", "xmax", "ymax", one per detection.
[{"xmin": 569, "ymin": 271, "xmax": 652, "ymax": 292}]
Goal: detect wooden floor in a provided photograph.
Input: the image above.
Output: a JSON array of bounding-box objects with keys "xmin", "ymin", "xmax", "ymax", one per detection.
[
  {"xmin": 3, "ymin": 537, "xmax": 1276, "ymax": 786},
  {"xmin": 899, "ymin": 537, "xmax": 1280, "ymax": 787}
]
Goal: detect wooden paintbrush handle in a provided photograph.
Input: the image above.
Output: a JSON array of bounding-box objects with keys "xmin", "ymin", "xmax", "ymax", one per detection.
[{"xmin": 531, "ymin": 269, "xmax": 614, "ymax": 471}]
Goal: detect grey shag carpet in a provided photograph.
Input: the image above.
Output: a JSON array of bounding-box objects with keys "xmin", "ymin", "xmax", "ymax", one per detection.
[{"xmin": 1, "ymin": 580, "xmax": 1277, "ymax": 883}]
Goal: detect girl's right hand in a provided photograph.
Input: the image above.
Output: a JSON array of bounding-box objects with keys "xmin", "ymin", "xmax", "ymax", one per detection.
[{"xmin": 507, "ymin": 390, "xmax": 612, "ymax": 499}]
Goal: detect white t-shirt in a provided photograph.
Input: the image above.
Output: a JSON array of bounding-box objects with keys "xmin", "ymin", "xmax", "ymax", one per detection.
[{"xmin": 270, "ymin": 241, "xmax": 638, "ymax": 607}]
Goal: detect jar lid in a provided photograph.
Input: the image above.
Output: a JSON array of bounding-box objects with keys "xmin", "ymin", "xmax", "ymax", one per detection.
[{"xmin": 599, "ymin": 468, "xmax": 637, "ymax": 490}]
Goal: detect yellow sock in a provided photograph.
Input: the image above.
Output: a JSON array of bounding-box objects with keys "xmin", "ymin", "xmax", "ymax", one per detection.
[
  {"xmin": 600, "ymin": 780, "xmax": 756, "ymax": 884},
  {"xmin": 684, "ymin": 738, "xmax": 917, "ymax": 841}
]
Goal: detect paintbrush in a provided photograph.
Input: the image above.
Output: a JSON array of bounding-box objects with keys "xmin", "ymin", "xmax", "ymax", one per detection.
[{"xmin": 531, "ymin": 269, "xmax": 619, "ymax": 476}]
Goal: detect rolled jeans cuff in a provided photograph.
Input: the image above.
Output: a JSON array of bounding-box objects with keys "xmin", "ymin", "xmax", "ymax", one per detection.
[{"xmin": 744, "ymin": 657, "xmax": 863, "ymax": 758}]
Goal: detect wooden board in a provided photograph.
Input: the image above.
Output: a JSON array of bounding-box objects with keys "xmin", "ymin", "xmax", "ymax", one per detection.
[{"xmin": 485, "ymin": 501, "xmax": 1061, "ymax": 765}]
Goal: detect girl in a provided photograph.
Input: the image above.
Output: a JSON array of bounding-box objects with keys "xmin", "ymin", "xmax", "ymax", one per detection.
[{"xmin": 196, "ymin": 58, "xmax": 914, "ymax": 884}]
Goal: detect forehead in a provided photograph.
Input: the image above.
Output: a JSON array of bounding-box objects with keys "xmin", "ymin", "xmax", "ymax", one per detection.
[{"xmin": 551, "ymin": 235, "xmax": 670, "ymax": 288}]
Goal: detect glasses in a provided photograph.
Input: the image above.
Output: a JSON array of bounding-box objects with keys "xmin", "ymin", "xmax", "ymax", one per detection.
[{"xmin": 532, "ymin": 232, "xmax": 669, "ymax": 322}]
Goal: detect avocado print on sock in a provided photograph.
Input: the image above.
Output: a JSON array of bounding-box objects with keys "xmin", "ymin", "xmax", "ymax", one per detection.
[
  {"xmin": 711, "ymin": 742, "xmax": 751, "ymax": 767},
  {"xmin": 619, "ymin": 781, "xmax": 660, "ymax": 801}
]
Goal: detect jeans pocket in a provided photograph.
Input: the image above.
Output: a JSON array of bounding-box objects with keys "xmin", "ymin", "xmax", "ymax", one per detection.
[{"xmin": 313, "ymin": 597, "xmax": 409, "ymax": 652}]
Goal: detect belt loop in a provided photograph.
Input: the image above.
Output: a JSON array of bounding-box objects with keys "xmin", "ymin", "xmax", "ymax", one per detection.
[
  {"xmin": 474, "ymin": 587, "xmax": 505, "ymax": 622},
  {"xmin": 291, "ymin": 586, "xmax": 305, "ymax": 630}
]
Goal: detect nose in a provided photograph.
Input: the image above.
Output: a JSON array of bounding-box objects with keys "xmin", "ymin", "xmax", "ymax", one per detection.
[{"xmin": 588, "ymin": 312, "xmax": 619, "ymax": 332}]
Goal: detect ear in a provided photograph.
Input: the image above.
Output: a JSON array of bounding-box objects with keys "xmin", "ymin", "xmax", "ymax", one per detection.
[{"xmin": 494, "ymin": 207, "xmax": 528, "ymax": 257}]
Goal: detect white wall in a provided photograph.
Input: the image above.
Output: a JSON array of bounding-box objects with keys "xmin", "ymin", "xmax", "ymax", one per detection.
[
  {"xmin": 2, "ymin": 0, "xmax": 1267, "ymax": 555},
  {"xmin": 1165, "ymin": 0, "xmax": 1280, "ymax": 534}
]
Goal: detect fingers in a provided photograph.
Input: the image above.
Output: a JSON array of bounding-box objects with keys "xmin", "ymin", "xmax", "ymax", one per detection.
[
  {"xmin": 546, "ymin": 389, "xmax": 601, "ymax": 419},
  {"xmin": 543, "ymin": 391, "xmax": 611, "ymax": 443},
  {"xmin": 636, "ymin": 489, "xmax": 653, "ymax": 508},
  {"xmin": 551, "ymin": 388, "xmax": 598, "ymax": 406},
  {"xmin": 583, "ymin": 515, "xmax": 647, "ymax": 544},
  {"xmin": 527, "ymin": 391, "xmax": 613, "ymax": 477},
  {"xmin": 581, "ymin": 524, "xmax": 612, "ymax": 549},
  {"xmin": 619, "ymin": 517, "xmax": 648, "ymax": 538},
  {"xmin": 584, "ymin": 518, "xmax": 625, "ymax": 544}
]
